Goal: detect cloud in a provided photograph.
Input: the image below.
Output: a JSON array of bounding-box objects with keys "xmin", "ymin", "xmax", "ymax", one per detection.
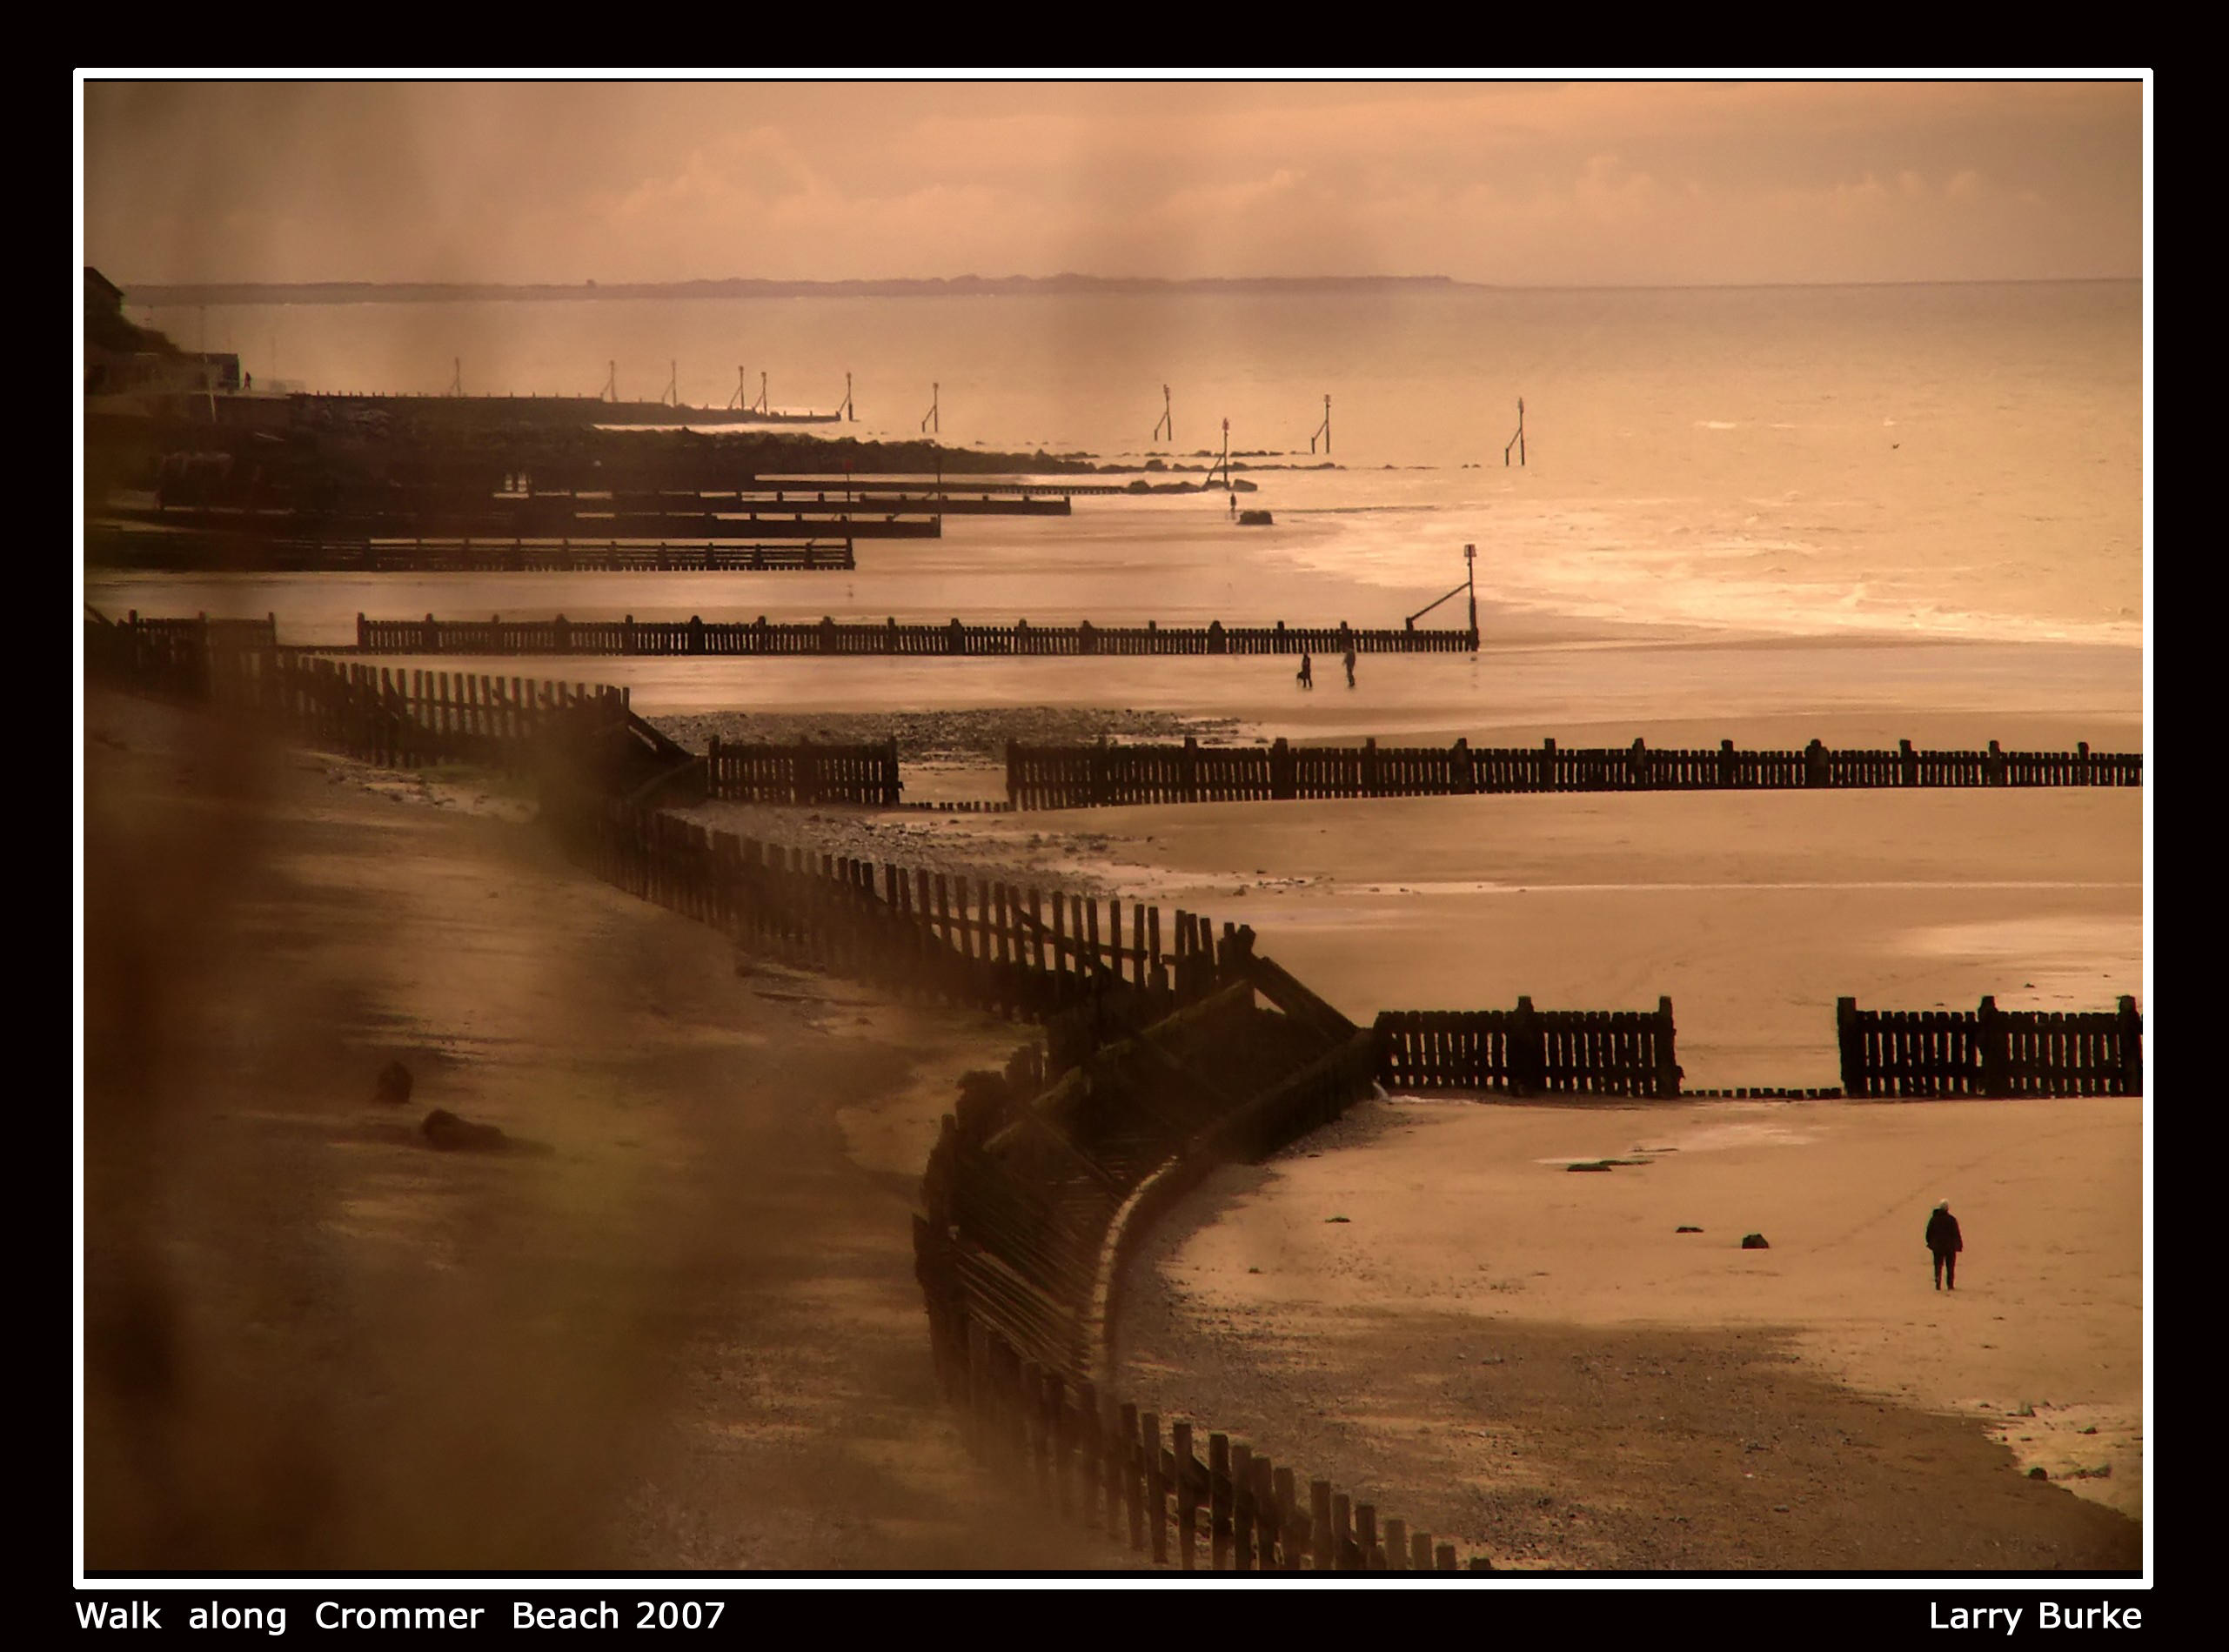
[{"xmin": 81, "ymin": 78, "xmax": 2145, "ymax": 286}]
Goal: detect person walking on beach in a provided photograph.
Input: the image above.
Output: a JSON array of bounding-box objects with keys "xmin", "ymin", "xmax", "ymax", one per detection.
[
  {"xmin": 1342, "ymin": 645, "xmax": 1356, "ymax": 688},
  {"xmin": 1296, "ymin": 653, "xmax": 1314, "ymax": 689},
  {"xmin": 1926, "ymin": 1199, "xmax": 1964, "ymax": 1290}
]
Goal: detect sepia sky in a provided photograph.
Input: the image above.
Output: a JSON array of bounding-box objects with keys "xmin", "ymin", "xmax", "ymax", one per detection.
[{"xmin": 80, "ymin": 77, "xmax": 2146, "ymax": 290}]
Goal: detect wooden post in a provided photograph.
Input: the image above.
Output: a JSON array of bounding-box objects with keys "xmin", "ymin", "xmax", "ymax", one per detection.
[
  {"xmin": 1656, "ymin": 994, "xmax": 1680, "ymax": 1099},
  {"xmin": 1332, "ymin": 1491, "xmax": 1355, "ymax": 1570},
  {"xmin": 1050, "ymin": 893, "xmax": 1068, "ymax": 1001},
  {"xmin": 1436, "ymin": 1543, "xmax": 1457, "ymax": 1570},
  {"xmin": 1172, "ymin": 1421, "xmax": 1197, "ymax": 1570},
  {"xmin": 1511, "ymin": 994, "xmax": 1544, "ymax": 1098},
  {"xmin": 1410, "ymin": 1531, "xmax": 1433, "ymax": 1571},
  {"xmin": 1900, "ymin": 736, "xmax": 1918, "ymax": 787},
  {"xmin": 1837, "ymin": 996, "xmax": 1864, "ymax": 1097},
  {"xmin": 1208, "ymin": 1433, "xmax": 1231, "ymax": 1569},
  {"xmin": 1253, "ymin": 1458, "xmax": 1279, "ymax": 1570},
  {"xmin": 1274, "ymin": 1467, "xmax": 1300, "ymax": 1571},
  {"xmin": 1805, "ymin": 737, "xmax": 1829, "ymax": 787},
  {"xmin": 1987, "ymin": 739, "xmax": 2006, "ymax": 786},
  {"xmin": 1144, "ymin": 1413, "xmax": 1167, "ymax": 1563},
  {"xmin": 1229, "ymin": 1441, "xmax": 1253, "ymax": 1572},
  {"xmin": 1385, "ymin": 1515, "xmax": 1407, "ymax": 1571},
  {"xmin": 2118, "ymin": 994, "xmax": 2143, "ymax": 1096},
  {"xmin": 1270, "ymin": 736, "xmax": 1295, "ymax": 801},
  {"xmin": 1358, "ymin": 1503, "xmax": 1382, "ymax": 1569},
  {"xmin": 1311, "ymin": 1481, "xmax": 1334, "ymax": 1570},
  {"xmin": 1978, "ymin": 993, "xmax": 2009, "ymax": 1098}
]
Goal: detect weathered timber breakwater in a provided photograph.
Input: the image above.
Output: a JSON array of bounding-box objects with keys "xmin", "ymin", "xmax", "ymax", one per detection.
[
  {"xmin": 1837, "ymin": 996, "xmax": 2141, "ymax": 1098},
  {"xmin": 117, "ymin": 505, "xmax": 941, "ymax": 539},
  {"xmin": 87, "ymin": 612, "xmax": 2145, "ymax": 1571},
  {"xmin": 350, "ymin": 614, "xmax": 1480, "ymax": 657},
  {"xmin": 1004, "ymin": 732, "xmax": 2143, "ymax": 806},
  {"xmin": 87, "ymin": 527, "xmax": 858, "ymax": 574}
]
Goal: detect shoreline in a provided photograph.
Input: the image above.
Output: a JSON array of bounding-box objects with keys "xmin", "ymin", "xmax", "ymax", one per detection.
[{"xmin": 1112, "ymin": 1093, "xmax": 2142, "ymax": 1570}]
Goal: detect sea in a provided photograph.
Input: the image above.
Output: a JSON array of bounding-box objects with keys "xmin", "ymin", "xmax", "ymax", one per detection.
[{"xmin": 106, "ymin": 280, "xmax": 2146, "ymax": 732}]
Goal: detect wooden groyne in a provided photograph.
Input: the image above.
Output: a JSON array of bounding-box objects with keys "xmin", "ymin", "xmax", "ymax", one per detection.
[
  {"xmin": 1006, "ymin": 734, "xmax": 2144, "ymax": 809},
  {"xmin": 120, "ymin": 505, "xmax": 940, "ymax": 540},
  {"xmin": 761, "ymin": 474, "xmax": 1136, "ymax": 498},
  {"xmin": 84, "ymin": 611, "xmax": 674, "ymax": 784},
  {"xmin": 1374, "ymin": 998, "xmax": 1680, "ymax": 1098},
  {"xmin": 97, "ymin": 608, "xmax": 2133, "ymax": 1572},
  {"xmin": 706, "ymin": 736, "xmax": 902, "ymax": 807},
  {"xmin": 88, "ymin": 528, "xmax": 856, "ymax": 574},
  {"xmin": 350, "ymin": 615, "xmax": 1480, "ymax": 659},
  {"xmin": 291, "ymin": 391, "xmax": 841, "ymax": 427},
  {"xmin": 912, "ymin": 939, "xmax": 1487, "ymax": 1570},
  {"xmin": 750, "ymin": 486, "xmax": 1070, "ymax": 515},
  {"xmin": 1837, "ymin": 995, "xmax": 2142, "ymax": 1098}
]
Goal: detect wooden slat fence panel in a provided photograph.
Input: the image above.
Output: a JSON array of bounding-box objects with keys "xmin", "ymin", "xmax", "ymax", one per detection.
[
  {"xmin": 1372, "ymin": 996, "xmax": 1680, "ymax": 1098},
  {"xmin": 1005, "ymin": 733, "xmax": 2142, "ymax": 809},
  {"xmin": 1837, "ymin": 995, "xmax": 2142, "ymax": 1098}
]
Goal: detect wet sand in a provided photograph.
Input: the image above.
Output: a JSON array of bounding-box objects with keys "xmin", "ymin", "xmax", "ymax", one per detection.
[
  {"xmin": 84, "ymin": 492, "xmax": 2146, "ymax": 1575},
  {"xmin": 1114, "ymin": 1093, "xmax": 2143, "ymax": 1571},
  {"xmin": 736, "ymin": 784, "xmax": 2140, "ymax": 1089}
]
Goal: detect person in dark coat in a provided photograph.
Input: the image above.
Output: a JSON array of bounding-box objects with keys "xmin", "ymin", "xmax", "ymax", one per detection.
[
  {"xmin": 1925, "ymin": 1199, "xmax": 1964, "ymax": 1290},
  {"xmin": 1296, "ymin": 653, "xmax": 1314, "ymax": 689}
]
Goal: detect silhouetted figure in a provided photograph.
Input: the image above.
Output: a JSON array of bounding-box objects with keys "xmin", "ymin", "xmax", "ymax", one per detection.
[
  {"xmin": 1296, "ymin": 653, "xmax": 1314, "ymax": 690},
  {"xmin": 243, "ymin": 371, "xmax": 251, "ymax": 391},
  {"xmin": 1343, "ymin": 646, "xmax": 1356, "ymax": 688},
  {"xmin": 1926, "ymin": 1199, "xmax": 1964, "ymax": 1289}
]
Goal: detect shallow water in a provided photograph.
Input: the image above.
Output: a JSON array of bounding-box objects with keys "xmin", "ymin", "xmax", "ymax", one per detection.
[{"xmin": 124, "ymin": 279, "xmax": 2144, "ymax": 652}]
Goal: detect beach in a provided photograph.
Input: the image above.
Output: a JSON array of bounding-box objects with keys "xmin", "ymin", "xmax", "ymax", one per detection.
[
  {"xmin": 1112, "ymin": 1093, "xmax": 2142, "ymax": 1570},
  {"xmin": 81, "ymin": 272, "xmax": 2146, "ymax": 1576},
  {"xmin": 80, "ymin": 688, "xmax": 1122, "ymax": 1570}
]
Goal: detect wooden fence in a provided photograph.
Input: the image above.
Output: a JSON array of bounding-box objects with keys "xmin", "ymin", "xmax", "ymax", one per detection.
[
  {"xmin": 88, "ymin": 529, "xmax": 855, "ymax": 573},
  {"xmin": 123, "ymin": 505, "xmax": 940, "ymax": 540},
  {"xmin": 86, "ymin": 612, "xmax": 641, "ymax": 776},
  {"xmin": 916, "ymin": 1316, "xmax": 1481, "ymax": 1571},
  {"xmin": 913, "ymin": 943, "xmax": 1489, "ymax": 1568},
  {"xmin": 705, "ymin": 736, "xmax": 902, "ymax": 806},
  {"xmin": 1374, "ymin": 997, "xmax": 1681, "ymax": 1098},
  {"xmin": 1007, "ymin": 734, "xmax": 2144, "ymax": 810},
  {"xmin": 351, "ymin": 614, "xmax": 1480, "ymax": 659},
  {"xmin": 560, "ymin": 798, "xmax": 1245, "ymax": 1027},
  {"xmin": 1837, "ymin": 996, "xmax": 2142, "ymax": 1099}
]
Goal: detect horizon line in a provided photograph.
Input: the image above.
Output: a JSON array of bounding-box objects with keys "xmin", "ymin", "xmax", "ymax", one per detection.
[{"xmin": 110, "ymin": 272, "xmax": 2142, "ymax": 302}]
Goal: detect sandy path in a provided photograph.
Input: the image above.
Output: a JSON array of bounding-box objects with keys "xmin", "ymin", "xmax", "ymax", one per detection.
[
  {"xmin": 1114, "ymin": 1093, "xmax": 2143, "ymax": 1572},
  {"xmin": 81, "ymin": 691, "xmax": 1120, "ymax": 1571}
]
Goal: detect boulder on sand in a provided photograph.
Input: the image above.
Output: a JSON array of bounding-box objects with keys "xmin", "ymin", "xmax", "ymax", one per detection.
[
  {"xmin": 1740, "ymin": 1233, "xmax": 1770, "ymax": 1249},
  {"xmin": 421, "ymin": 1107, "xmax": 508, "ymax": 1152}
]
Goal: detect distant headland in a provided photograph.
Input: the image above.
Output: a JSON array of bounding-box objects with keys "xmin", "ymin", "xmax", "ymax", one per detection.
[{"xmin": 121, "ymin": 274, "xmax": 1469, "ymax": 306}]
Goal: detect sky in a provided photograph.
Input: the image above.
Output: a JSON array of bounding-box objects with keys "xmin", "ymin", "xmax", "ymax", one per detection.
[{"xmin": 79, "ymin": 77, "xmax": 2146, "ymax": 290}]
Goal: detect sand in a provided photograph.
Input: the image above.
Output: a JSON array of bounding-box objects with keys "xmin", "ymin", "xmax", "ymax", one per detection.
[
  {"xmin": 83, "ymin": 491, "xmax": 2146, "ymax": 1575},
  {"xmin": 767, "ymin": 785, "xmax": 2139, "ymax": 1090},
  {"xmin": 1112, "ymin": 1092, "xmax": 2143, "ymax": 1571},
  {"xmin": 80, "ymin": 690, "xmax": 1125, "ymax": 1572}
]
